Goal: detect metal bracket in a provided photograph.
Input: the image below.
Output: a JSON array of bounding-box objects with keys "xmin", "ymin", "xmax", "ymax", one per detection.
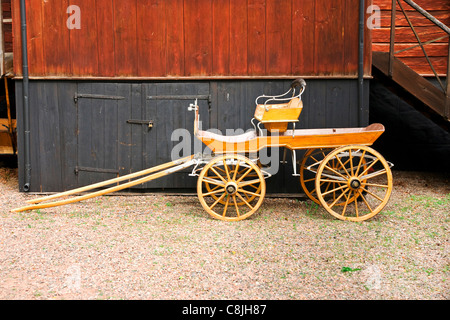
[
  {"xmin": 147, "ymin": 94, "xmax": 212, "ymax": 110},
  {"xmin": 74, "ymin": 93, "xmax": 125, "ymax": 103},
  {"xmin": 75, "ymin": 166, "xmax": 119, "ymax": 175},
  {"xmin": 126, "ymin": 119, "xmax": 154, "ymax": 128}
]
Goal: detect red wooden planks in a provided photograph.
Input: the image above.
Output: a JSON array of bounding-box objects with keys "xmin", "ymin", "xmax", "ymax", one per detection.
[
  {"xmin": 11, "ymin": 0, "xmax": 21, "ymax": 75},
  {"xmin": 69, "ymin": 0, "xmax": 99, "ymax": 76},
  {"xmin": 376, "ymin": 0, "xmax": 450, "ymax": 11},
  {"xmin": 96, "ymin": 0, "xmax": 115, "ymax": 77},
  {"xmin": 344, "ymin": 0, "xmax": 359, "ymax": 75},
  {"xmin": 114, "ymin": 0, "xmax": 138, "ymax": 76},
  {"xmin": 11, "ymin": 0, "xmax": 374, "ymax": 78},
  {"xmin": 212, "ymin": 0, "xmax": 230, "ymax": 75},
  {"xmin": 42, "ymin": 0, "xmax": 71, "ymax": 76},
  {"xmin": 266, "ymin": 0, "xmax": 292, "ymax": 75},
  {"xmin": 184, "ymin": 0, "xmax": 212, "ymax": 76},
  {"xmin": 247, "ymin": 0, "xmax": 265, "ymax": 75},
  {"xmin": 137, "ymin": 0, "xmax": 166, "ymax": 77},
  {"xmin": 229, "ymin": 0, "xmax": 248, "ymax": 75},
  {"xmin": 25, "ymin": 0, "xmax": 44, "ymax": 75},
  {"xmin": 314, "ymin": 0, "xmax": 346, "ymax": 75},
  {"xmin": 292, "ymin": 0, "xmax": 316, "ymax": 74},
  {"xmin": 372, "ymin": 0, "xmax": 449, "ymax": 76},
  {"xmin": 166, "ymin": 0, "xmax": 184, "ymax": 76}
]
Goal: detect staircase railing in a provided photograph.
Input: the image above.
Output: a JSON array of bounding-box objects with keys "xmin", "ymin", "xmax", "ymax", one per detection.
[{"xmin": 388, "ymin": 0, "xmax": 450, "ymax": 119}]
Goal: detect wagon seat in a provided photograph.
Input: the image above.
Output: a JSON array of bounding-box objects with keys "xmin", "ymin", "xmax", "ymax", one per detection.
[{"xmin": 253, "ymin": 78, "xmax": 306, "ymax": 134}]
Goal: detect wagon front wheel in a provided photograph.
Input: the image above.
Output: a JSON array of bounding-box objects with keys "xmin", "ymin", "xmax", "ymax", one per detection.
[
  {"xmin": 315, "ymin": 145, "xmax": 393, "ymax": 222},
  {"xmin": 197, "ymin": 155, "xmax": 266, "ymax": 221}
]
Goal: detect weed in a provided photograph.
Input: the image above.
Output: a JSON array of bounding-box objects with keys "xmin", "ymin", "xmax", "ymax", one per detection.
[
  {"xmin": 423, "ymin": 268, "xmax": 435, "ymax": 276},
  {"xmin": 341, "ymin": 266, "xmax": 361, "ymax": 273}
]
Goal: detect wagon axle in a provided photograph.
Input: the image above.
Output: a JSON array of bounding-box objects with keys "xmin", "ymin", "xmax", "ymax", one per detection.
[
  {"xmin": 349, "ymin": 178, "xmax": 362, "ymax": 190},
  {"xmin": 225, "ymin": 182, "xmax": 238, "ymax": 195}
]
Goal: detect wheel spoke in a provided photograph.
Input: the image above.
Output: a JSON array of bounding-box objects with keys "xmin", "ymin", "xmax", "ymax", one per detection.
[
  {"xmin": 362, "ymin": 182, "xmax": 389, "ymax": 188},
  {"xmin": 236, "ymin": 167, "xmax": 253, "ymax": 183},
  {"xmin": 205, "ymin": 182, "xmax": 221, "ymax": 192},
  {"xmin": 248, "ymin": 183, "xmax": 260, "ymax": 190},
  {"xmin": 321, "ymin": 183, "xmax": 348, "ymax": 197},
  {"xmin": 358, "ymin": 158, "xmax": 379, "ymax": 178},
  {"xmin": 210, "ymin": 167, "xmax": 227, "ymax": 183},
  {"xmin": 203, "ymin": 188, "xmax": 224, "ymax": 197},
  {"xmin": 223, "ymin": 161, "xmax": 232, "ymax": 181},
  {"xmin": 360, "ymin": 186, "xmax": 384, "ymax": 202},
  {"xmin": 238, "ymin": 188, "xmax": 261, "ymax": 198},
  {"xmin": 319, "ymin": 179, "xmax": 346, "ymax": 184},
  {"xmin": 324, "ymin": 164, "xmax": 348, "ymax": 180},
  {"xmin": 210, "ymin": 192, "xmax": 226, "ymax": 209},
  {"xmin": 222, "ymin": 196, "xmax": 230, "ymax": 217},
  {"xmin": 239, "ymin": 178, "xmax": 263, "ymax": 188},
  {"xmin": 335, "ymin": 155, "xmax": 351, "ymax": 178},
  {"xmin": 328, "ymin": 187, "xmax": 350, "ymax": 208},
  {"xmin": 310, "ymin": 155, "xmax": 320, "ymax": 163},
  {"xmin": 358, "ymin": 190, "xmax": 373, "ymax": 212},
  {"xmin": 355, "ymin": 150, "xmax": 367, "ymax": 176},
  {"xmin": 232, "ymin": 195, "xmax": 240, "ymax": 217},
  {"xmin": 341, "ymin": 190, "xmax": 352, "ymax": 217},
  {"xmin": 360, "ymin": 169, "xmax": 387, "ymax": 180},
  {"xmin": 236, "ymin": 192, "xmax": 254, "ymax": 210},
  {"xmin": 232, "ymin": 160, "xmax": 240, "ymax": 180},
  {"xmin": 324, "ymin": 181, "xmax": 332, "ymax": 194},
  {"xmin": 203, "ymin": 177, "xmax": 225, "ymax": 187},
  {"xmin": 349, "ymin": 149, "xmax": 354, "ymax": 176}
]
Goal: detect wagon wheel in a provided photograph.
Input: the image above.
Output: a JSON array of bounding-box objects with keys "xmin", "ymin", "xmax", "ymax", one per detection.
[
  {"xmin": 197, "ymin": 154, "xmax": 266, "ymax": 221},
  {"xmin": 300, "ymin": 148, "xmax": 364, "ymax": 206},
  {"xmin": 204, "ymin": 165, "xmax": 261, "ymax": 206},
  {"xmin": 315, "ymin": 145, "xmax": 393, "ymax": 222},
  {"xmin": 299, "ymin": 148, "xmax": 333, "ymax": 204}
]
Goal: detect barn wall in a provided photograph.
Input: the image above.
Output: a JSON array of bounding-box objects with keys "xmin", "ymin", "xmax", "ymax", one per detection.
[
  {"xmin": 15, "ymin": 79, "xmax": 369, "ymax": 193},
  {"xmin": 372, "ymin": 0, "xmax": 449, "ymax": 76},
  {"xmin": 11, "ymin": 0, "xmax": 372, "ymax": 78}
]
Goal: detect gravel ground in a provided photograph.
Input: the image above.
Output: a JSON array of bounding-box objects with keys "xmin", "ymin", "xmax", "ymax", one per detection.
[{"xmin": 0, "ymin": 166, "xmax": 448, "ymax": 300}]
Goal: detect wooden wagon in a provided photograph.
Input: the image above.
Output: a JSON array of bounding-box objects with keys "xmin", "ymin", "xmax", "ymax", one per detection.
[{"xmin": 13, "ymin": 79, "xmax": 393, "ymax": 222}]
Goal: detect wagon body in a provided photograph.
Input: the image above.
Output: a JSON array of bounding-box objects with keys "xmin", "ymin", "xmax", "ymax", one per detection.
[{"xmin": 197, "ymin": 124, "xmax": 385, "ymax": 154}]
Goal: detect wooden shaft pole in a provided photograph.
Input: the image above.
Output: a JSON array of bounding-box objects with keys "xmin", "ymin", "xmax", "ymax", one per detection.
[
  {"xmin": 12, "ymin": 159, "xmax": 196, "ymax": 213},
  {"xmin": 25, "ymin": 155, "xmax": 194, "ymax": 204}
]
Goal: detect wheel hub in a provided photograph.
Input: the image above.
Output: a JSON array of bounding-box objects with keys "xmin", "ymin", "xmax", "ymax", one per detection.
[
  {"xmin": 348, "ymin": 178, "xmax": 361, "ymax": 190},
  {"xmin": 225, "ymin": 182, "xmax": 238, "ymax": 195}
]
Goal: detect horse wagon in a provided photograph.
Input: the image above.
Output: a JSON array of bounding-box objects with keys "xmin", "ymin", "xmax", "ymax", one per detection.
[{"xmin": 13, "ymin": 79, "xmax": 393, "ymax": 222}]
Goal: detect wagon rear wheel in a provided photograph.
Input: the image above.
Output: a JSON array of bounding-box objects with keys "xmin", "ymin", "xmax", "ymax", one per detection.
[
  {"xmin": 197, "ymin": 155, "xmax": 266, "ymax": 221},
  {"xmin": 300, "ymin": 148, "xmax": 333, "ymax": 204},
  {"xmin": 315, "ymin": 145, "xmax": 393, "ymax": 222},
  {"xmin": 300, "ymin": 148, "xmax": 364, "ymax": 206}
]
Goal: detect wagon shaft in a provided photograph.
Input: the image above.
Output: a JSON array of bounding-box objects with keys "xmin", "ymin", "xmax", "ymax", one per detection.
[{"xmin": 11, "ymin": 155, "xmax": 196, "ymax": 213}]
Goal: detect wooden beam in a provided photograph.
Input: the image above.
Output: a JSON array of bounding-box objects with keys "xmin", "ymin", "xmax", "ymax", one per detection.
[{"xmin": 372, "ymin": 51, "xmax": 447, "ymax": 119}]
